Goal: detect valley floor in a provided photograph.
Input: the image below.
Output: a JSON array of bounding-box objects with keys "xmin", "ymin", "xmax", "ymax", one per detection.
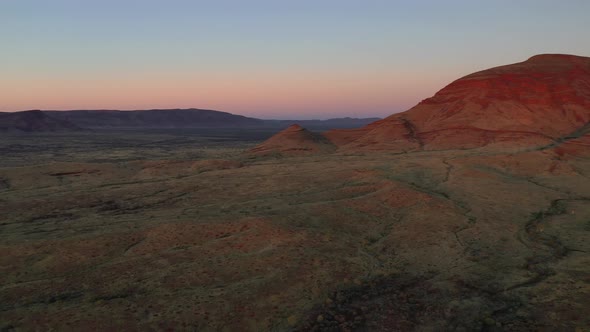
[{"xmin": 1, "ymin": 132, "xmax": 589, "ymax": 331}]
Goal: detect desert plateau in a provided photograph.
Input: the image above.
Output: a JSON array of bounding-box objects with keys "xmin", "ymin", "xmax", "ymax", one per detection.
[{"xmin": 1, "ymin": 54, "xmax": 590, "ymax": 331}]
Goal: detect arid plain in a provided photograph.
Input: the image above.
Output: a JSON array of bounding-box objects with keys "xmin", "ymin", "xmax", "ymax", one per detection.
[{"xmin": 1, "ymin": 54, "xmax": 590, "ymax": 331}]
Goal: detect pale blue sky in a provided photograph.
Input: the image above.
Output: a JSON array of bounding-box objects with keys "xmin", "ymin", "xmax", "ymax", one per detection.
[{"xmin": 1, "ymin": 0, "xmax": 589, "ymax": 118}]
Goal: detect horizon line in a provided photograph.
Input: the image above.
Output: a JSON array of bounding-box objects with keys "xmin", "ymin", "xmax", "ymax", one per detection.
[{"xmin": 0, "ymin": 108, "xmax": 387, "ymax": 121}]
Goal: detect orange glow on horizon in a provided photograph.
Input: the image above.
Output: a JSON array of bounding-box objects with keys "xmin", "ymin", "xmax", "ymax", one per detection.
[{"xmin": 0, "ymin": 68, "xmax": 452, "ymax": 118}]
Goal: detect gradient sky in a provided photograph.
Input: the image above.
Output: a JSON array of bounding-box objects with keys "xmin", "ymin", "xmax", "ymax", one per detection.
[{"xmin": 1, "ymin": 0, "xmax": 589, "ymax": 119}]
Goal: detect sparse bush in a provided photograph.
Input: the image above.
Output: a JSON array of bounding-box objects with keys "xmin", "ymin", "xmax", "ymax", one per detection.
[
  {"xmin": 530, "ymin": 211, "xmax": 544, "ymax": 221},
  {"xmin": 365, "ymin": 235, "xmax": 379, "ymax": 245},
  {"xmin": 547, "ymin": 200, "xmax": 567, "ymax": 215}
]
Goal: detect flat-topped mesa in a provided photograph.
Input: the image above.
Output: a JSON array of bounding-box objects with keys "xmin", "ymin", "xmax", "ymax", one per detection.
[
  {"xmin": 326, "ymin": 54, "xmax": 590, "ymax": 152},
  {"xmin": 249, "ymin": 124, "xmax": 336, "ymax": 157}
]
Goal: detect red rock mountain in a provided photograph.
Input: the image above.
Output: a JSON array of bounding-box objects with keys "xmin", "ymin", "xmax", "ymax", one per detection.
[
  {"xmin": 324, "ymin": 54, "xmax": 590, "ymax": 152},
  {"xmin": 249, "ymin": 124, "xmax": 336, "ymax": 156}
]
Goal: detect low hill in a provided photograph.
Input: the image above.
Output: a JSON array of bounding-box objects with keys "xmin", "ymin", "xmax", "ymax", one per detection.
[{"xmin": 249, "ymin": 124, "xmax": 336, "ymax": 156}]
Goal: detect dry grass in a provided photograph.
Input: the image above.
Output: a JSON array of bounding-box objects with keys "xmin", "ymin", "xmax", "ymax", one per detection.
[{"xmin": 1, "ymin": 131, "xmax": 589, "ymax": 331}]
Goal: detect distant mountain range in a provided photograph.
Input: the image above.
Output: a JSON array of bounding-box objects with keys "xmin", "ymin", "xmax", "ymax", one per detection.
[
  {"xmin": 0, "ymin": 110, "xmax": 83, "ymax": 132},
  {"xmin": 0, "ymin": 109, "xmax": 380, "ymax": 132},
  {"xmin": 264, "ymin": 117, "xmax": 381, "ymax": 129}
]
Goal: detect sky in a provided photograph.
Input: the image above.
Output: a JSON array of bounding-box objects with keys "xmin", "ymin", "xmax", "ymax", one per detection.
[{"xmin": 1, "ymin": 0, "xmax": 589, "ymax": 119}]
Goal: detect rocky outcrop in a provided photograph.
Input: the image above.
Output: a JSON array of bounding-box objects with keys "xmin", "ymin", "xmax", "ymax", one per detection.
[
  {"xmin": 249, "ymin": 124, "xmax": 336, "ymax": 156},
  {"xmin": 328, "ymin": 54, "xmax": 590, "ymax": 152}
]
